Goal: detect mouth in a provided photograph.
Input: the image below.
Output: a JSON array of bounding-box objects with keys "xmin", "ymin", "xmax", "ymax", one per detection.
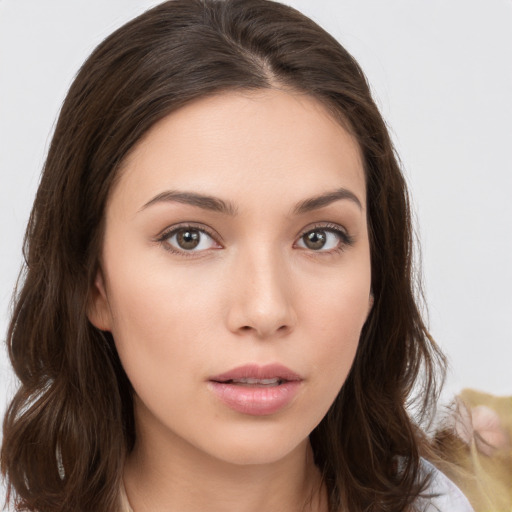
[
  {"xmin": 209, "ymin": 363, "xmax": 302, "ymax": 386},
  {"xmin": 215, "ymin": 377, "xmax": 285, "ymax": 387},
  {"xmin": 207, "ymin": 364, "xmax": 303, "ymax": 415}
]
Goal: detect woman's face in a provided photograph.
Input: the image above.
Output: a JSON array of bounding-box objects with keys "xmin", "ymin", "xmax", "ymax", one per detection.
[{"xmin": 89, "ymin": 89, "xmax": 372, "ymax": 466}]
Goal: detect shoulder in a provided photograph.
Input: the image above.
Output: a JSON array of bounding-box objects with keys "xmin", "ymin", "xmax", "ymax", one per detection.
[{"xmin": 414, "ymin": 458, "xmax": 474, "ymax": 512}]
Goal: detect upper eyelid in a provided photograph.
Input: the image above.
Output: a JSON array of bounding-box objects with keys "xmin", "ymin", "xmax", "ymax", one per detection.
[
  {"xmin": 158, "ymin": 221, "xmax": 348, "ymax": 238},
  {"xmin": 296, "ymin": 222, "xmax": 352, "ymax": 247},
  {"xmin": 299, "ymin": 222, "xmax": 348, "ymax": 236},
  {"xmin": 156, "ymin": 222, "xmax": 221, "ymax": 243},
  {"xmin": 296, "ymin": 223, "xmax": 353, "ymax": 248}
]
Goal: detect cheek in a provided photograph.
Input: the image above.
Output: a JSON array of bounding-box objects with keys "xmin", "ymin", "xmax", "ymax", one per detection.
[
  {"xmin": 103, "ymin": 257, "xmax": 221, "ymax": 389},
  {"xmin": 104, "ymin": 273, "xmax": 218, "ymax": 437},
  {"xmin": 300, "ymin": 260, "xmax": 371, "ymax": 385},
  {"xmin": 301, "ymin": 258, "xmax": 371, "ymax": 337}
]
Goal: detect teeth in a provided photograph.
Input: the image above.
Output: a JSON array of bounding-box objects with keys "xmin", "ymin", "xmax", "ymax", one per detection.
[{"xmin": 231, "ymin": 377, "xmax": 281, "ymax": 385}]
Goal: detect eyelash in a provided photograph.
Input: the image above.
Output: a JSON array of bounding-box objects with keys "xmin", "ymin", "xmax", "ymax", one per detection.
[
  {"xmin": 296, "ymin": 223, "xmax": 355, "ymax": 257},
  {"xmin": 155, "ymin": 222, "xmax": 354, "ymax": 258},
  {"xmin": 155, "ymin": 223, "xmax": 220, "ymax": 259}
]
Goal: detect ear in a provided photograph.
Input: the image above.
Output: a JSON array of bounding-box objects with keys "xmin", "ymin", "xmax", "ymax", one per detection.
[{"xmin": 87, "ymin": 268, "xmax": 113, "ymax": 331}]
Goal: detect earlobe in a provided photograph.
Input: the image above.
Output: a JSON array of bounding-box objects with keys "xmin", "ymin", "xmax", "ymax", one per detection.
[{"xmin": 87, "ymin": 268, "xmax": 113, "ymax": 332}]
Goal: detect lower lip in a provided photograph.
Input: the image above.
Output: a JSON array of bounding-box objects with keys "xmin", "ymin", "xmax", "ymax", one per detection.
[{"xmin": 207, "ymin": 381, "xmax": 301, "ymax": 416}]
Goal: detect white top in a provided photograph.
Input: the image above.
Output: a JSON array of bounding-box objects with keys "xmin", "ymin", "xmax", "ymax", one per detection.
[
  {"xmin": 417, "ymin": 458, "xmax": 474, "ymax": 512},
  {"xmin": 119, "ymin": 458, "xmax": 474, "ymax": 512}
]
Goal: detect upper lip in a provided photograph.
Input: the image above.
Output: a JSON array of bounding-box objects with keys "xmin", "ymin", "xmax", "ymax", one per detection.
[{"xmin": 209, "ymin": 364, "xmax": 302, "ymax": 383}]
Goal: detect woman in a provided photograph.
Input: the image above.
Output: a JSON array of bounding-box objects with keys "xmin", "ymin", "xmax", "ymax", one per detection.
[{"xmin": 1, "ymin": 1, "xmax": 474, "ymax": 511}]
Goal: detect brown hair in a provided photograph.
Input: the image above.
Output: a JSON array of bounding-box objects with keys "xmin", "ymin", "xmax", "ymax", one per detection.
[{"xmin": 1, "ymin": 1, "xmax": 446, "ymax": 511}]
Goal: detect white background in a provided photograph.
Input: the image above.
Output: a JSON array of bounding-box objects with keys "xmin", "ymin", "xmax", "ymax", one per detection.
[{"xmin": 1, "ymin": 0, "xmax": 511, "ymax": 464}]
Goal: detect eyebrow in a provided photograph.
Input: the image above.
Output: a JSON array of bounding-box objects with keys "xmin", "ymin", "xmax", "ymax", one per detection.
[
  {"xmin": 140, "ymin": 187, "xmax": 362, "ymax": 216},
  {"xmin": 292, "ymin": 188, "xmax": 362, "ymax": 215},
  {"xmin": 140, "ymin": 191, "xmax": 239, "ymax": 216}
]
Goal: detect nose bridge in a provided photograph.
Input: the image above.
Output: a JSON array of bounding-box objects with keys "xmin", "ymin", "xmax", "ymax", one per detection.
[{"xmin": 226, "ymin": 240, "xmax": 296, "ymax": 338}]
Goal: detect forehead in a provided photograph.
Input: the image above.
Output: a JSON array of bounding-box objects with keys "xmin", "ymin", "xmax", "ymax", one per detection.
[{"xmin": 113, "ymin": 88, "xmax": 366, "ymax": 214}]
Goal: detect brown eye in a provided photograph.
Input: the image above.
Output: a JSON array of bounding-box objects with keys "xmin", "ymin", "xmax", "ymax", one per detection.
[
  {"xmin": 161, "ymin": 226, "xmax": 219, "ymax": 254},
  {"xmin": 296, "ymin": 225, "xmax": 352, "ymax": 253},
  {"xmin": 303, "ymin": 230, "xmax": 328, "ymax": 250},
  {"xmin": 176, "ymin": 228, "xmax": 201, "ymax": 250}
]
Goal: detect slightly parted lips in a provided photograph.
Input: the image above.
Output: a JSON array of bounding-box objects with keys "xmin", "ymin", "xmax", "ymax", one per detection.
[
  {"xmin": 208, "ymin": 364, "xmax": 303, "ymax": 415},
  {"xmin": 209, "ymin": 364, "xmax": 302, "ymax": 386}
]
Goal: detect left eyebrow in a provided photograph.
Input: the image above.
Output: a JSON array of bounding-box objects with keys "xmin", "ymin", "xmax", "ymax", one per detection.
[{"xmin": 291, "ymin": 187, "xmax": 363, "ymax": 215}]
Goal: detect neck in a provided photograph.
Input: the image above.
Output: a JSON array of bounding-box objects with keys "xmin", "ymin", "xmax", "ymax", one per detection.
[{"xmin": 123, "ymin": 403, "xmax": 327, "ymax": 512}]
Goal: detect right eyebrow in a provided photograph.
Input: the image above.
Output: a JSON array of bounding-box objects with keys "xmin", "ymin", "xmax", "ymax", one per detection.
[
  {"xmin": 291, "ymin": 187, "xmax": 362, "ymax": 215},
  {"xmin": 139, "ymin": 190, "xmax": 239, "ymax": 216}
]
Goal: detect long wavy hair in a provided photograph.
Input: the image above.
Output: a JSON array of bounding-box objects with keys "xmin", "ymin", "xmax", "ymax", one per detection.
[{"xmin": 1, "ymin": 1, "xmax": 446, "ymax": 511}]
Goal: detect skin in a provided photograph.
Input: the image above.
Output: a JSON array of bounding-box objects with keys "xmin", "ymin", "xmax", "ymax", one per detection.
[{"xmin": 89, "ymin": 88, "xmax": 372, "ymax": 512}]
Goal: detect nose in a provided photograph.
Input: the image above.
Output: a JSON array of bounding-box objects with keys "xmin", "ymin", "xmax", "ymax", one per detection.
[{"xmin": 225, "ymin": 245, "xmax": 297, "ymax": 339}]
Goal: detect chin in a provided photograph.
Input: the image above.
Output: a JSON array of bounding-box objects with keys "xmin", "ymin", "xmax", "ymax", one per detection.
[
  {"xmin": 193, "ymin": 421, "xmax": 312, "ymax": 467},
  {"xmin": 207, "ymin": 443, "xmax": 305, "ymax": 467}
]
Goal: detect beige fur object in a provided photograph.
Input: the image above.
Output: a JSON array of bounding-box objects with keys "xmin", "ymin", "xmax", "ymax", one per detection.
[{"xmin": 434, "ymin": 389, "xmax": 512, "ymax": 512}]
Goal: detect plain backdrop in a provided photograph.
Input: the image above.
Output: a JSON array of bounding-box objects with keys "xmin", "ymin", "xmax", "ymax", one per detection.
[{"xmin": 1, "ymin": 0, "xmax": 511, "ymax": 475}]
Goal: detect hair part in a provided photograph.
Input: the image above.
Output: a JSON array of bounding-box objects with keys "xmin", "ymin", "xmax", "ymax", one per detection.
[{"xmin": 2, "ymin": 1, "xmax": 446, "ymax": 511}]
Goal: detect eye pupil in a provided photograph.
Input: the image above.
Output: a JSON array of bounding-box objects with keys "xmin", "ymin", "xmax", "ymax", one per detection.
[
  {"xmin": 304, "ymin": 230, "xmax": 327, "ymax": 250},
  {"xmin": 177, "ymin": 229, "xmax": 201, "ymax": 249}
]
